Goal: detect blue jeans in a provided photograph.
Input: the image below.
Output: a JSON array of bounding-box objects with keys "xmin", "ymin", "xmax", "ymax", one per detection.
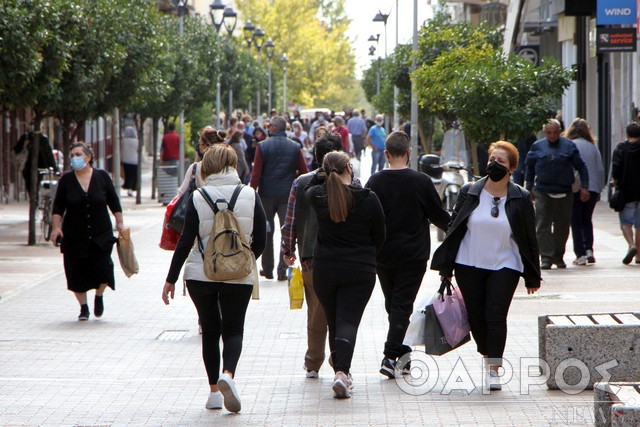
[{"xmin": 371, "ymin": 150, "xmax": 385, "ymax": 174}]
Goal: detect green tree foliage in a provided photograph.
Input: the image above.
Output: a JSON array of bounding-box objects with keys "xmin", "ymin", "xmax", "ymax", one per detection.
[
  {"xmin": 235, "ymin": 0, "xmax": 358, "ymax": 110},
  {"xmin": 0, "ymin": 0, "xmax": 74, "ymax": 111},
  {"xmin": 414, "ymin": 44, "xmax": 572, "ymax": 145}
]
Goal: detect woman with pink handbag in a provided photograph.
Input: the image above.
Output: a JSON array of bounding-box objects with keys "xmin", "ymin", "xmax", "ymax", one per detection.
[{"xmin": 431, "ymin": 141, "xmax": 541, "ymax": 391}]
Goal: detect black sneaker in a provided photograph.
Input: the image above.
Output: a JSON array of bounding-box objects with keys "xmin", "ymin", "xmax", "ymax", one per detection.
[
  {"xmin": 259, "ymin": 270, "xmax": 274, "ymax": 280},
  {"xmin": 623, "ymin": 247, "xmax": 638, "ymax": 265},
  {"xmin": 555, "ymin": 259, "xmax": 567, "ymax": 269},
  {"xmin": 540, "ymin": 261, "xmax": 551, "ymax": 270},
  {"xmin": 78, "ymin": 304, "xmax": 90, "ymax": 321},
  {"xmin": 94, "ymin": 295, "xmax": 104, "ymax": 318},
  {"xmin": 380, "ymin": 357, "xmax": 396, "ymax": 379}
]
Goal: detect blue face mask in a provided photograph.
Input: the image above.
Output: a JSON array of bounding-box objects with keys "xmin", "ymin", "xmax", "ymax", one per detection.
[{"xmin": 70, "ymin": 156, "xmax": 87, "ymax": 171}]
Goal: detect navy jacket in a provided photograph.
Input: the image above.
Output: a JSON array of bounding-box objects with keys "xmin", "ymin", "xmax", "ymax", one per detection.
[{"xmin": 524, "ymin": 136, "xmax": 588, "ymax": 194}]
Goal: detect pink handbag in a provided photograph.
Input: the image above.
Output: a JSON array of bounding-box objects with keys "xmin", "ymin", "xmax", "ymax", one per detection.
[{"xmin": 433, "ymin": 278, "xmax": 470, "ymax": 347}]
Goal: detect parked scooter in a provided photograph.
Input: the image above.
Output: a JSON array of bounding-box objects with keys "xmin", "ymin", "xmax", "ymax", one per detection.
[{"xmin": 420, "ymin": 128, "xmax": 474, "ymax": 241}]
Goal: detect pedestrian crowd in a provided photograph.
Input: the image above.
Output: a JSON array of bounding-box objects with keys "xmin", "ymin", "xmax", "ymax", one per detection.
[{"xmin": 34, "ymin": 107, "xmax": 639, "ymax": 414}]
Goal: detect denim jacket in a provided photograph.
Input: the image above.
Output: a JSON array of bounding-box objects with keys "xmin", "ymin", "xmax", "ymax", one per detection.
[{"xmin": 524, "ymin": 136, "xmax": 589, "ymax": 194}]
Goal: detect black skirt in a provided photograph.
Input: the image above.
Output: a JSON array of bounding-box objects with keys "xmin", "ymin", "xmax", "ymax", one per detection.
[{"xmin": 63, "ymin": 240, "xmax": 116, "ymax": 293}]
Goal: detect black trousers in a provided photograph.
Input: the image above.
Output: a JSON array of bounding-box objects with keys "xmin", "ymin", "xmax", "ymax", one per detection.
[
  {"xmin": 186, "ymin": 281, "xmax": 253, "ymax": 385},
  {"xmin": 259, "ymin": 196, "xmax": 288, "ymax": 277},
  {"xmin": 377, "ymin": 262, "xmax": 427, "ymax": 360},
  {"xmin": 571, "ymin": 191, "xmax": 598, "ymax": 257},
  {"xmin": 454, "ymin": 264, "xmax": 520, "ymax": 362},
  {"xmin": 122, "ymin": 162, "xmax": 138, "ymax": 190},
  {"xmin": 313, "ymin": 266, "xmax": 375, "ymax": 374}
]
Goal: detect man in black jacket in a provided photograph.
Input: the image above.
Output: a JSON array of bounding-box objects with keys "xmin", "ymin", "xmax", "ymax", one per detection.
[
  {"xmin": 14, "ymin": 129, "xmax": 58, "ymax": 197},
  {"xmin": 365, "ymin": 131, "xmax": 450, "ymax": 379},
  {"xmin": 611, "ymin": 122, "xmax": 640, "ymax": 264}
]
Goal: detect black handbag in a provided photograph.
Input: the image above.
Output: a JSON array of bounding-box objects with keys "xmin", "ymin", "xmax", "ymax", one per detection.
[
  {"xmin": 609, "ymin": 188, "xmax": 625, "ymax": 212},
  {"xmin": 423, "ymin": 303, "xmax": 470, "ymax": 356},
  {"xmin": 168, "ymin": 164, "xmax": 197, "ymax": 232}
]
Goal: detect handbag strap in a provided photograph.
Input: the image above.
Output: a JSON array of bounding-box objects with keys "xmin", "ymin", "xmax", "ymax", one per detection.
[{"xmin": 438, "ymin": 277, "xmax": 454, "ymax": 298}]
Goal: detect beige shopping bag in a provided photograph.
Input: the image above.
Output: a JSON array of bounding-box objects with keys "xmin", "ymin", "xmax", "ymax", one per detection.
[{"xmin": 117, "ymin": 228, "xmax": 139, "ymax": 278}]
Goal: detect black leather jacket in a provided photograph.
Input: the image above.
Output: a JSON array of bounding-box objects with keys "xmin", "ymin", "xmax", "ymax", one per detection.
[{"xmin": 430, "ymin": 177, "xmax": 541, "ymax": 288}]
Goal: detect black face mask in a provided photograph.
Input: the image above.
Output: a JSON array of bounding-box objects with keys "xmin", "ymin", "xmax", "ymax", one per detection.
[{"xmin": 486, "ymin": 161, "xmax": 509, "ymax": 182}]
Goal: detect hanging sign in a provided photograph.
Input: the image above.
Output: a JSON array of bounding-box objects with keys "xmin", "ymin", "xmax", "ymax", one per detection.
[
  {"xmin": 596, "ymin": 27, "xmax": 637, "ymax": 52},
  {"xmin": 597, "ymin": 0, "xmax": 637, "ymax": 25}
]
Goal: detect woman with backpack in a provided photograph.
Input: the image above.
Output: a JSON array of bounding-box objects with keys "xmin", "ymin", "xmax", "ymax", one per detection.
[
  {"xmin": 162, "ymin": 144, "xmax": 266, "ymax": 413},
  {"xmin": 305, "ymin": 151, "xmax": 386, "ymax": 398}
]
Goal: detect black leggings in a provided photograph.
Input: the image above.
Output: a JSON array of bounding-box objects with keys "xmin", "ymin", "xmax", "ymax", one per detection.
[
  {"xmin": 454, "ymin": 264, "xmax": 520, "ymax": 362},
  {"xmin": 313, "ymin": 267, "xmax": 376, "ymax": 374},
  {"xmin": 186, "ymin": 281, "xmax": 253, "ymax": 385}
]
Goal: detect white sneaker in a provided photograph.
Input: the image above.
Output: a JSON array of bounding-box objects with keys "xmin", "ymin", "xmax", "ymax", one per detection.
[
  {"xmin": 489, "ymin": 369, "xmax": 502, "ymax": 391},
  {"xmin": 217, "ymin": 373, "xmax": 241, "ymax": 412},
  {"xmin": 306, "ymin": 370, "xmax": 319, "ymax": 378},
  {"xmin": 572, "ymin": 256, "xmax": 587, "ymax": 266},
  {"xmin": 205, "ymin": 391, "xmax": 223, "ymax": 409},
  {"xmin": 332, "ymin": 371, "xmax": 353, "ymax": 398}
]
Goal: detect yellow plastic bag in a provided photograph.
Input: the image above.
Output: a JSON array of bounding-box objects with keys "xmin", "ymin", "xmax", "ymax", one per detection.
[{"xmin": 288, "ymin": 266, "xmax": 304, "ymax": 309}]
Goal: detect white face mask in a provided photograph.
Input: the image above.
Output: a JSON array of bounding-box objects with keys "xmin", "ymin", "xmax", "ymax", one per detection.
[{"xmin": 376, "ymin": 121, "xmax": 383, "ymax": 126}]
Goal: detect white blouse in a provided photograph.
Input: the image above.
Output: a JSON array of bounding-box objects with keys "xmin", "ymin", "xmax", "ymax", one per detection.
[{"xmin": 455, "ymin": 189, "xmax": 524, "ymax": 273}]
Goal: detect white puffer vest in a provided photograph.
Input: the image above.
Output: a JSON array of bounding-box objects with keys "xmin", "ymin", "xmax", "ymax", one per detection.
[{"xmin": 184, "ymin": 168, "xmax": 256, "ymax": 285}]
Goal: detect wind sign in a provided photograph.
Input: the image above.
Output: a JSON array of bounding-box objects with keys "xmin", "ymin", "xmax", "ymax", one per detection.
[{"xmin": 597, "ymin": 0, "xmax": 637, "ymax": 25}]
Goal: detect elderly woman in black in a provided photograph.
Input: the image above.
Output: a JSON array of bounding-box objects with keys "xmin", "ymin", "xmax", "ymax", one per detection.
[
  {"xmin": 431, "ymin": 141, "xmax": 541, "ymax": 391},
  {"xmin": 306, "ymin": 151, "xmax": 386, "ymax": 399},
  {"xmin": 51, "ymin": 142, "xmax": 125, "ymax": 321}
]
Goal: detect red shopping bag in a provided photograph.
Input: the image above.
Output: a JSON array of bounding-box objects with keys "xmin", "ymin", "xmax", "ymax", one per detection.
[{"xmin": 159, "ymin": 194, "xmax": 181, "ymax": 251}]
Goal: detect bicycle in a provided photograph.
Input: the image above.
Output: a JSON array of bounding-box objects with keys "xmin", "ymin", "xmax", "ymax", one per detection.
[{"xmin": 38, "ymin": 167, "xmax": 58, "ymax": 242}]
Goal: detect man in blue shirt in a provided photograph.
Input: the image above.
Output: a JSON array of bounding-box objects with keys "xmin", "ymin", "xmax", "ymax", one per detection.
[
  {"xmin": 367, "ymin": 114, "xmax": 387, "ymax": 174},
  {"xmin": 525, "ymin": 119, "xmax": 589, "ymax": 269}
]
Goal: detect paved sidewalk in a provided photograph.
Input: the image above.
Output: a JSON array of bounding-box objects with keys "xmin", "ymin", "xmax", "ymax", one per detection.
[{"xmin": 0, "ymin": 159, "xmax": 639, "ymax": 426}]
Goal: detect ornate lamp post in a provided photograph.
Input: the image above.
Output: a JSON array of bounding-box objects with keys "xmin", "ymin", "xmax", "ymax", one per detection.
[
  {"xmin": 209, "ymin": 0, "xmax": 225, "ymax": 128},
  {"xmin": 281, "ymin": 53, "xmax": 289, "ymax": 115},
  {"xmin": 265, "ymin": 38, "xmax": 275, "ymax": 114},
  {"xmin": 373, "ymin": 10, "xmax": 391, "ymax": 131},
  {"xmin": 253, "ymin": 26, "xmax": 265, "ymax": 120},
  {"xmin": 243, "ymin": 20, "xmax": 255, "ymax": 115},
  {"xmin": 177, "ymin": 0, "xmax": 188, "ymax": 181},
  {"xmin": 223, "ymin": 6, "xmax": 237, "ymax": 122},
  {"xmin": 368, "ymin": 34, "xmax": 380, "ymax": 96}
]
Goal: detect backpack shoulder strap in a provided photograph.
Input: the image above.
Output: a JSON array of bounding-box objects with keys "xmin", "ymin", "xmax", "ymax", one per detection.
[
  {"xmin": 197, "ymin": 188, "xmax": 220, "ymax": 214},
  {"xmin": 227, "ymin": 185, "xmax": 244, "ymax": 212},
  {"xmin": 191, "ymin": 163, "xmax": 197, "ymax": 178}
]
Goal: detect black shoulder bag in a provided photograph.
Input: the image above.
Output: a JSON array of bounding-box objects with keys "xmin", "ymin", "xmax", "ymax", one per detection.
[
  {"xmin": 609, "ymin": 148, "xmax": 628, "ymax": 212},
  {"xmin": 168, "ymin": 163, "xmax": 197, "ymax": 232}
]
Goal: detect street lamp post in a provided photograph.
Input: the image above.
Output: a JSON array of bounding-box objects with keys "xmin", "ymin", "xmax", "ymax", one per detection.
[
  {"xmin": 243, "ymin": 20, "xmax": 255, "ymax": 117},
  {"xmin": 410, "ymin": 0, "xmax": 418, "ymax": 169},
  {"xmin": 265, "ymin": 39, "xmax": 275, "ymax": 114},
  {"xmin": 281, "ymin": 53, "xmax": 288, "ymax": 115},
  {"xmin": 223, "ymin": 6, "xmax": 237, "ymax": 124},
  {"xmin": 373, "ymin": 10, "xmax": 390, "ymax": 132},
  {"xmin": 177, "ymin": 0, "xmax": 187, "ymax": 181},
  {"xmin": 253, "ymin": 27, "xmax": 265, "ymax": 121},
  {"xmin": 393, "ymin": 0, "xmax": 399, "ymax": 131},
  {"xmin": 209, "ymin": 0, "xmax": 225, "ymax": 128},
  {"xmin": 368, "ymin": 34, "xmax": 380, "ymax": 97}
]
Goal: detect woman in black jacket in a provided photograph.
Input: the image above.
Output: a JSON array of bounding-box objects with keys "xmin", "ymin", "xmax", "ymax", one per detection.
[
  {"xmin": 306, "ymin": 151, "xmax": 386, "ymax": 399},
  {"xmin": 431, "ymin": 141, "xmax": 541, "ymax": 391}
]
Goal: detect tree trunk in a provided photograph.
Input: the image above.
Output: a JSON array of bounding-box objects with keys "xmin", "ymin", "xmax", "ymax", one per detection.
[
  {"xmin": 27, "ymin": 111, "xmax": 43, "ymax": 245},
  {"xmin": 151, "ymin": 116, "xmax": 159, "ymax": 200},
  {"xmin": 136, "ymin": 115, "xmax": 144, "ymax": 205}
]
